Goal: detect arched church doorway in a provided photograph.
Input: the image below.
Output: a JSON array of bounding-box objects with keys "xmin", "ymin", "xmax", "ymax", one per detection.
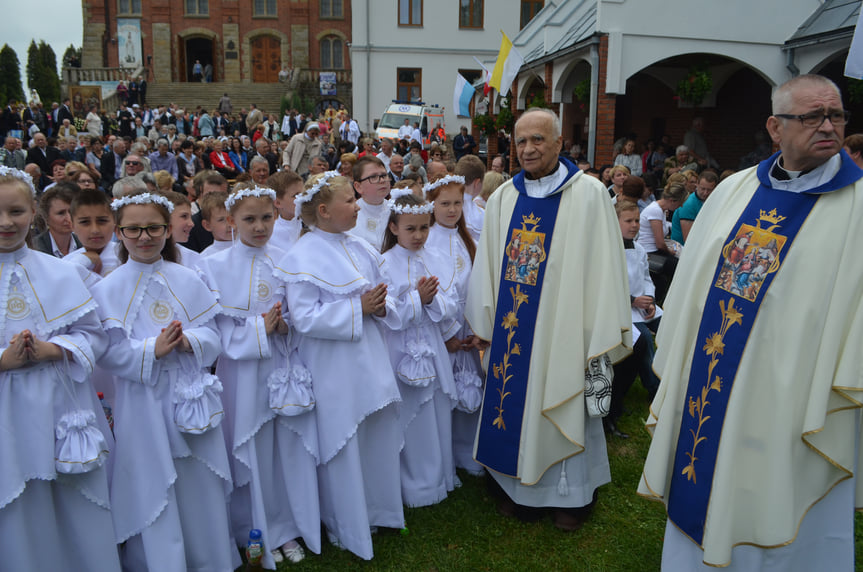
[{"xmin": 183, "ymin": 37, "xmax": 215, "ymax": 82}]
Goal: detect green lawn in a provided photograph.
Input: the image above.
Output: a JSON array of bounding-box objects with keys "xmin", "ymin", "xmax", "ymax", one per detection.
[{"xmin": 272, "ymin": 382, "xmax": 863, "ymax": 571}]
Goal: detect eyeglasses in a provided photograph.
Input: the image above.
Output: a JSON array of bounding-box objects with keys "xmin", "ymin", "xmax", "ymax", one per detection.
[
  {"xmin": 125, "ymin": 160, "xmax": 141, "ymax": 166},
  {"xmin": 774, "ymin": 110, "xmax": 850, "ymax": 128},
  {"xmin": 118, "ymin": 224, "xmax": 168, "ymax": 239},
  {"xmin": 358, "ymin": 173, "xmax": 389, "ymax": 184}
]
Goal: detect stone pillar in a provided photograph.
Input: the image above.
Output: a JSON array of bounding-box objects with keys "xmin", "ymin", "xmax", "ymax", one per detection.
[
  {"xmin": 291, "ymin": 25, "xmax": 309, "ymax": 68},
  {"xmin": 151, "ymin": 23, "xmax": 172, "ymax": 83},
  {"xmin": 222, "ymin": 24, "xmax": 240, "ymax": 83},
  {"xmin": 595, "ymin": 35, "xmax": 616, "ymax": 168}
]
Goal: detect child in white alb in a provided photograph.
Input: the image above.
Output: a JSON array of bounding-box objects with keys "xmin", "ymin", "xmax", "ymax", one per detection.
[
  {"xmin": 201, "ymin": 185, "xmax": 320, "ymax": 567},
  {"xmin": 92, "ymin": 191, "xmax": 239, "ymax": 571},
  {"xmin": 380, "ymin": 189, "xmax": 460, "ymax": 506},
  {"xmin": 275, "ymin": 171, "xmax": 404, "ymax": 560},
  {"xmin": 0, "ymin": 168, "xmax": 121, "ymax": 571},
  {"xmin": 268, "ymin": 170, "xmax": 305, "ymax": 253},
  {"xmin": 424, "ymin": 175, "xmax": 486, "ymax": 475}
]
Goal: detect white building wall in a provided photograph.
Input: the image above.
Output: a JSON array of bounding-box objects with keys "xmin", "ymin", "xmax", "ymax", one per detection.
[
  {"xmin": 350, "ymin": 0, "xmax": 523, "ymax": 136},
  {"xmin": 597, "ymin": 0, "xmax": 824, "ymax": 92}
]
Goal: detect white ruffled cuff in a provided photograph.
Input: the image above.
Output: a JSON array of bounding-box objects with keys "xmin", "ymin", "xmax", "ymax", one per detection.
[{"xmin": 50, "ymin": 334, "xmax": 94, "ymax": 381}]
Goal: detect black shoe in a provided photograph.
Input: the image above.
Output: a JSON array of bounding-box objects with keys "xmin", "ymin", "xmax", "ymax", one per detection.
[{"xmin": 603, "ymin": 419, "xmax": 629, "ymax": 439}]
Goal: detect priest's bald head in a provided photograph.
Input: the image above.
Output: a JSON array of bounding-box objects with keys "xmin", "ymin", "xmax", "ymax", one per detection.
[
  {"xmin": 766, "ymin": 75, "xmax": 846, "ymax": 173},
  {"xmin": 514, "ymin": 108, "xmax": 563, "ymax": 179}
]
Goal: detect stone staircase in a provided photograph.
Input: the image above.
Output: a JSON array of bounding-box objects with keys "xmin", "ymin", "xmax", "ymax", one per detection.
[{"xmin": 144, "ymin": 82, "xmax": 288, "ymax": 116}]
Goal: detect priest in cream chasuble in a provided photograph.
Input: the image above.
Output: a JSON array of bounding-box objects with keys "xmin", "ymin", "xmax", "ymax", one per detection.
[
  {"xmin": 640, "ymin": 75, "xmax": 863, "ymax": 570},
  {"xmin": 466, "ymin": 109, "xmax": 631, "ymax": 522}
]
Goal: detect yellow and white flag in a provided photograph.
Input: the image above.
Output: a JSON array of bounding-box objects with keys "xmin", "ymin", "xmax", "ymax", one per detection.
[
  {"xmin": 489, "ymin": 31, "xmax": 524, "ymax": 96},
  {"xmin": 845, "ymin": 8, "xmax": 863, "ymax": 78}
]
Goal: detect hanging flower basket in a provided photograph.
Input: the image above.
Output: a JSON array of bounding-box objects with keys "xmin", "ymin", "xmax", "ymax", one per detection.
[
  {"xmin": 472, "ymin": 113, "xmax": 496, "ymax": 136},
  {"xmin": 676, "ymin": 64, "xmax": 713, "ymax": 106},
  {"xmin": 573, "ymin": 78, "xmax": 590, "ymax": 113}
]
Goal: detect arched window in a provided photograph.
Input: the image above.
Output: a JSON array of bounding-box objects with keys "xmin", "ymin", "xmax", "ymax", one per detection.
[{"xmin": 320, "ymin": 36, "xmax": 343, "ymax": 69}]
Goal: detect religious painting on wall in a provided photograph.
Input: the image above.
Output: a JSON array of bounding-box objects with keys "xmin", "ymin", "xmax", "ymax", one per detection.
[{"xmin": 118, "ymin": 19, "xmax": 142, "ymax": 69}]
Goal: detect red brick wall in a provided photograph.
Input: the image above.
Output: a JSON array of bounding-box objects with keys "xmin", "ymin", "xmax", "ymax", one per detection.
[
  {"xmin": 594, "ymin": 35, "xmax": 616, "ymax": 168},
  {"xmin": 86, "ymin": 0, "xmax": 352, "ymax": 78}
]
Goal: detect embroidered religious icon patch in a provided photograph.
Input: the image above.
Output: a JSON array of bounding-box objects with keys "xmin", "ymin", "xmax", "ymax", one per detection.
[
  {"xmin": 504, "ymin": 214, "xmax": 547, "ymax": 286},
  {"xmin": 714, "ymin": 209, "xmax": 786, "ymax": 301}
]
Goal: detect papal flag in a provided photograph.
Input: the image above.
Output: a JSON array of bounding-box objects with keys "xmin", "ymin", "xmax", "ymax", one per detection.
[
  {"xmin": 845, "ymin": 8, "xmax": 863, "ymax": 78},
  {"xmin": 489, "ymin": 31, "xmax": 524, "ymax": 97}
]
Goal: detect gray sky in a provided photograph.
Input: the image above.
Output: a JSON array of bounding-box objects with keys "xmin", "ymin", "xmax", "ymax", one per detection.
[{"xmin": 1, "ymin": 1, "xmax": 83, "ymax": 98}]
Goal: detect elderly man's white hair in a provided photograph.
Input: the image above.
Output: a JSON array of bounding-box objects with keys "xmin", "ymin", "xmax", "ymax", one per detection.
[
  {"xmin": 772, "ymin": 74, "xmax": 842, "ymax": 116},
  {"xmin": 112, "ymin": 175, "xmax": 149, "ymax": 198},
  {"xmin": 515, "ymin": 108, "xmax": 562, "ymax": 139}
]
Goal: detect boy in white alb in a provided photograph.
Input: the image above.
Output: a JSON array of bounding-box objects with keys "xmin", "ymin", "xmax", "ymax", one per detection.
[
  {"xmin": 268, "ymin": 170, "xmax": 305, "ymax": 253},
  {"xmin": 349, "ymin": 156, "xmax": 391, "ymax": 251}
]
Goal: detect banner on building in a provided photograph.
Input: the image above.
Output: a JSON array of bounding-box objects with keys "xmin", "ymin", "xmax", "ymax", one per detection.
[
  {"xmin": 118, "ymin": 19, "xmax": 142, "ymax": 69},
  {"xmin": 320, "ymin": 72, "xmax": 337, "ymax": 96}
]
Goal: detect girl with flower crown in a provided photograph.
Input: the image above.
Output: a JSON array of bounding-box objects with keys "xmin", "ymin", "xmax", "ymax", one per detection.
[
  {"xmin": 91, "ymin": 191, "xmax": 239, "ymax": 571},
  {"xmin": 0, "ymin": 167, "xmax": 121, "ymax": 571},
  {"xmin": 423, "ymin": 174, "xmax": 486, "ymax": 476},
  {"xmin": 379, "ymin": 189, "xmax": 460, "ymax": 507},
  {"xmin": 274, "ymin": 171, "xmax": 404, "ymax": 560},
  {"xmin": 200, "ymin": 184, "xmax": 320, "ymax": 567}
]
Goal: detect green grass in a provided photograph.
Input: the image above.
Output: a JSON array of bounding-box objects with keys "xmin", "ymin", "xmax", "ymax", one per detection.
[{"xmin": 268, "ymin": 382, "xmax": 863, "ymax": 571}]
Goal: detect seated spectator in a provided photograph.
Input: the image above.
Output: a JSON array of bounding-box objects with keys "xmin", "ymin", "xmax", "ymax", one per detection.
[
  {"xmin": 614, "ymin": 137, "xmax": 642, "ymax": 176},
  {"xmin": 607, "ymin": 164, "xmax": 630, "ymax": 199},
  {"xmin": 209, "ymin": 139, "xmax": 239, "ymax": 178},
  {"xmin": 154, "ymin": 170, "xmax": 175, "ymax": 193},
  {"xmin": 670, "ymin": 170, "xmax": 718, "ymax": 244}
]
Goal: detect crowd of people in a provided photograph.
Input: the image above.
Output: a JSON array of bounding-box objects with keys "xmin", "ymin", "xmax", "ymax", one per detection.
[{"xmin": 0, "ymin": 72, "xmax": 861, "ymax": 571}]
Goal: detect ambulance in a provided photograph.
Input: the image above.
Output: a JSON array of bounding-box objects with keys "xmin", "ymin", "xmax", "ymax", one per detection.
[{"xmin": 376, "ymin": 101, "xmax": 446, "ymax": 149}]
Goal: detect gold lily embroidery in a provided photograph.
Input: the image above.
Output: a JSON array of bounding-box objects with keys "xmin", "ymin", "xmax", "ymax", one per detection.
[
  {"xmin": 491, "ymin": 284, "xmax": 529, "ymax": 430},
  {"xmin": 681, "ymin": 297, "xmax": 743, "ymax": 483}
]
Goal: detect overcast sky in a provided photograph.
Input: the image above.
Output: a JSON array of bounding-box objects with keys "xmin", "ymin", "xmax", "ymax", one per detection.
[{"xmin": 1, "ymin": 1, "xmax": 83, "ymax": 96}]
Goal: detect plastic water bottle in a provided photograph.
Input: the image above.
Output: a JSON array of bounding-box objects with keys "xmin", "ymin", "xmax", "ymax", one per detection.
[{"xmin": 246, "ymin": 529, "xmax": 263, "ymax": 568}]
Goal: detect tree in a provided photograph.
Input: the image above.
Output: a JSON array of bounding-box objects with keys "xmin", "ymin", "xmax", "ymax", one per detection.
[
  {"xmin": 27, "ymin": 40, "xmax": 61, "ymax": 105},
  {"xmin": 62, "ymin": 44, "xmax": 81, "ymax": 68},
  {"xmin": 0, "ymin": 44, "xmax": 24, "ymax": 107}
]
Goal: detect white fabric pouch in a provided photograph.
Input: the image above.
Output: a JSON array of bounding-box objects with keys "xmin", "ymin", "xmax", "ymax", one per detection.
[
  {"xmin": 584, "ymin": 354, "xmax": 613, "ymax": 418},
  {"xmin": 55, "ymin": 409, "xmax": 109, "ymax": 474},
  {"xmin": 396, "ymin": 339, "xmax": 436, "ymax": 388},
  {"xmin": 453, "ymin": 351, "xmax": 483, "ymax": 413},
  {"xmin": 172, "ymin": 372, "xmax": 224, "ymax": 434},
  {"xmin": 267, "ymin": 357, "xmax": 315, "ymax": 416}
]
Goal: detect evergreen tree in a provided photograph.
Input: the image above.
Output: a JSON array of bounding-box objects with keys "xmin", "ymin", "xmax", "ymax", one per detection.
[
  {"xmin": 0, "ymin": 44, "xmax": 25, "ymax": 107},
  {"xmin": 38, "ymin": 41, "xmax": 61, "ymax": 104},
  {"xmin": 27, "ymin": 40, "xmax": 61, "ymax": 105},
  {"xmin": 62, "ymin": 45, "xmax": 82, "ymax": 68}
]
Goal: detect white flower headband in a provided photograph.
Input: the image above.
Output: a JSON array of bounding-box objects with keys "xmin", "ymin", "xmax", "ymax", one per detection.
[
  {"xmin": 388, "ymin": 188, "xmax": 435, "ymax": 215},
  {"xmin": 0, "ymin": 166, "xmax": 36, "ymax": 197},
  {"xmin": 423, "ymin": 174, "xmax": 465, "ymax": 196},
  {"xmin": 294, "ymin": 170, "xmax": 339, "ymax": 217},
  {"xmin": 225, "ymin": 186, "xmax": 276, "ymax": 211},
  {"xmin": 110, "ymin": 192, "xmax": 175, "ymax": 213}
]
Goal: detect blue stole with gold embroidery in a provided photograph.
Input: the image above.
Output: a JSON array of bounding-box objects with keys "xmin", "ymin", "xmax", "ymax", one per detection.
[
  {"xmin": 667, "ymin": 151, "xmax": 863, "ymax": 545},
  {"xmin": 475, "ymin": 158, "xmax": 579, "ymax": 477}
]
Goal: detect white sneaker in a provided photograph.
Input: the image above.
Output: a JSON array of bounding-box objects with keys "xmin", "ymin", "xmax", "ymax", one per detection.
[
  {"xmin": 271, "ymin": 548, "xmax": 284, "ymax": 564},
  {"xmin": 326, "ymin": 530, "xmax": 346, "ymax": 550},
  {"xmin": 280, "ymin": 541, "xmax": 305, "ymax": 564}
]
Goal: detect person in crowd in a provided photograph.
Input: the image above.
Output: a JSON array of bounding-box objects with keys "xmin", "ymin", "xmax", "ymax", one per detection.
[
  {"xmin": 275, "ymin": 172, "xmax": 404, "ymax": 560},
  {"xmin": 607, "ymin": 164, "xmax": 630, "ymax": 200},
  {"xmin": 0, "ymin": 168, "xmax": 121, "ymax": 571},
  {"xmin": 92, "ymin": 191, "xmax": 238, "ymax": 571},
  {"xmin": 33, "ymin": 184, "xmax": 82, "ymax": 257},
  {"xmin": 199, "ymin": 191, "xmax": 234, "ymax": 257},
  {"xmin": 663, "ymin": 145, "xmax": 698, "ymax": 184},
  {"xmin": 466, "ymin": 108, "xmax": 631, "ymax": 532},
  {"xmin": 454, "ymin": 155, "xmax": 486, "ymax": 241},
  {"xmin": 227, "ymin": 137, "xmax": 248, "ymax": 173},
  {"xmin": 267, "ymin": 169, "xmax": 305, "ymax": 252},
  {"xmin": 349, "ymin": 156, "xmax": 392, "ymax": 250},
  {"xmin": 605, "ymin": 200, "xmax": 662, "ymax": 439},
  {"xmin": 424, "ymin": 174, "xmax": 484, "ymax": 476},
  {"xmin": 388, "ymin": 153, "xmax": 405, "ymax": 185},
  {"xmin": 453, "ymin": 126, "xmax": 477, "ymax": 161},
  {"xmin": 614, "ymin": 137, "xmax": 642, "ymax": 176},
  {"xmin": 641, "ymin": 74, "xmax": 863, "ymax": 571},
  {"xmin": 842, "ymin": 133, "xmax": 863, "ymax": 169},
  {"xmin": 379, "ymin": 190, "xmax": 460, "ymax": 507},
  {"xmin": 670, "ymin": 170, "xmax": 719, "ymax": 244},
  {"xmin": 283, "ymin": 122, "xmax": 323, "ymax": 177},
  {"xmin": 186, "ymin": 171, "xmax": 228, "ymax": 251},
  {"xmin": 209, "ymin": 139, "xmax": 240, "ymax": 179},
  {"xmin": 202, "ymin": 186, "xmax": 320, "ymax": 566},
  {"xmin": 148, "ymin": 138, "xmax": 178, "ymax": 179}
]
